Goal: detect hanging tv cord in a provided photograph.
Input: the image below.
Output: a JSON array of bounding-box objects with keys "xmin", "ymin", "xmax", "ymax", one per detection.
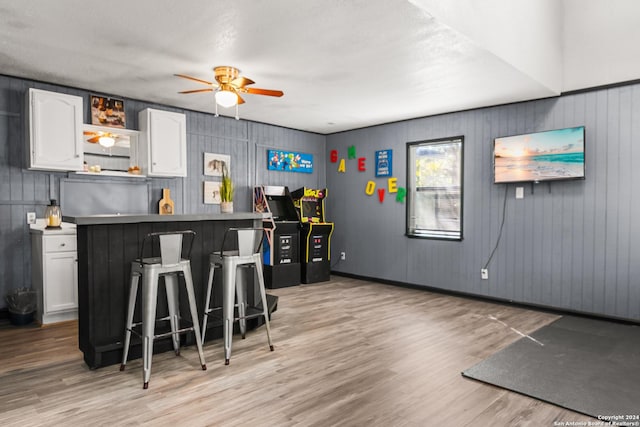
[{"xmin": 482, "ymin": 184, "xmax": 509, "ymax": 270}]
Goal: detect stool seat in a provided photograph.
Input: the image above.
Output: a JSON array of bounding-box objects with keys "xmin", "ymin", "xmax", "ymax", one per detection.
[
  {"xmin": 120, "ymin": 230, "xmax": 207, "ymax": 389},
  {"xmin": 201, "ymin": 227, "xmax": 274, "ymax": 365}
]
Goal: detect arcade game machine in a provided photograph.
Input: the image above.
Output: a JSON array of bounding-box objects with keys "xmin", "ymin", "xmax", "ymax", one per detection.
[
  {"xmin": 291, "ymin": 187, "xmax": 334, "ymax": 284},
  {"xmin": 253, "ymin": 186, "xmax": 301, "ymax": 288}
]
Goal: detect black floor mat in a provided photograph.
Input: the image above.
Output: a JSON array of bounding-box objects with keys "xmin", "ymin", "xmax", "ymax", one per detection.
[{"xmin": 462, "ymin": 316, "xmax": 640, "ymax": 418}]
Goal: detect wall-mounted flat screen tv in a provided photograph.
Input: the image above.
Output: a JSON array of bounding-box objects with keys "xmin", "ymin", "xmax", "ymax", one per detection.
[{"xmin": 494, "ymin": 126, "xmax": 585, "ymax": 184}]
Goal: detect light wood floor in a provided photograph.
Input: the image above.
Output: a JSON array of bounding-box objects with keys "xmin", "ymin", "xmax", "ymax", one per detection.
[{"xmin": 0, "ymin": 276, "xmax": 593, "ymax": 426}]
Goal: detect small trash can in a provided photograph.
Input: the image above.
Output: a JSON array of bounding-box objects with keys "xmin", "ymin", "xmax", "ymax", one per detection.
[{"xmin": 5, "ymin": 288, "xmax": 37, "ymax": 326}]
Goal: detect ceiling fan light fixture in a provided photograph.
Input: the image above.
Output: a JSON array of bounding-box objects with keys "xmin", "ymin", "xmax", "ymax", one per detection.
[
  {"xmin": 215, "ymin": 90, "xmax": 237, "ymax": 108},
  {"xmin": 98, "ymin": 136, "xmax": 115, "ymax": 148}
]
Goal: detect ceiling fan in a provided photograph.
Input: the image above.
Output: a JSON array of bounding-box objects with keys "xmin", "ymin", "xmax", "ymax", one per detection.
[{"xmin": 175, "ymin": 66, "xmax": 283, "ymax": 118}]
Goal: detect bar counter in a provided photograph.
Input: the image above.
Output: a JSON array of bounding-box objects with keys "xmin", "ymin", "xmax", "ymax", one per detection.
[
  {"xmin": 67, "ymin": 212, "xmax": 266, "ymax": 225},
  {"xmin": 65, "ymin": 212, "xmax": 278, "ymax": 369}
]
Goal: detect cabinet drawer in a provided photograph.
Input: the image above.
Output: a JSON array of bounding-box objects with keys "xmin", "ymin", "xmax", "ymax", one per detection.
[{"xmin": 45, "ymin": 235, "xmax": 77, "ymax": 252}]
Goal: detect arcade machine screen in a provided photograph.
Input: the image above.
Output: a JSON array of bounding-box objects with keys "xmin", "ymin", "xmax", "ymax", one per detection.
[
  {"xmin": 266, "ymin": 196, "xmax": 295, "ymax": 221},
  {"xmin": 301, "ymin": 199, "xmax": 322, "ymax": 222}
]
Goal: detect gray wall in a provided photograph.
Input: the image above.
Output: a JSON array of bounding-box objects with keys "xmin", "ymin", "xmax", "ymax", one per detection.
[
  {"xmin": 327, "ymin": 84, "xmax": 640, "ymax": 322},
  {"xmin": 0, "ymin": 74, "xmax": 324, "ymax": 308},
  {"xmin": 3, "ymin": 71, "xmax": 638, "ymax": 322}
]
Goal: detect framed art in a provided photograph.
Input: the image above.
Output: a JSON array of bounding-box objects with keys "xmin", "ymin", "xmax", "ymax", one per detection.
[
  {"xmin": 267, "ymin": 149, "xmax": 313, "ymax": 173},
  {"xmin": 375, "ymin": 149, "xmax": 392, "ymax": 177},
  {"xmin": 204, "ymin": 153, "xmax": 230, "ymax": 177},
  {"xmin": 203, "ymin": 181, "xmax": 221, "ymax": 204},
  {"xmin": 90, "ymin": 95, "xmax": 125, "ymax": 128}
]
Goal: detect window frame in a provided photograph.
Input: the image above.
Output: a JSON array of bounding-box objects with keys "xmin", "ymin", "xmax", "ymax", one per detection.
[{"xmin": 405, "ymin": 136, "xmax": 464, "ymax": 241}]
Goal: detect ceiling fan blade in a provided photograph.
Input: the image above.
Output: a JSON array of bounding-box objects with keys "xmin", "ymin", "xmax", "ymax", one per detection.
[
  {"xmin": 237, "ymin": 94, "xmax": 246, "ymax": 104},
  {"xmin": 179, "ymin": 88, "xmax": 215, "ymax": 94},
  {"xmin": 243, "ymin": 87, "xmax": 284, "ymax": 97},
  {"xmin": 231, "ymin": 76, "xmax": 255, "ymax": 88},
  {"xmin": 174, "ymin": 74, "xmax": 216, "ymax": 87}
]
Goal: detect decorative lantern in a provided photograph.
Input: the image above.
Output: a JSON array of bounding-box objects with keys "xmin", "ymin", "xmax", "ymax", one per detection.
[{"xmin": 44, "ymin": 199, "xmax": 62, "ymax": 229}]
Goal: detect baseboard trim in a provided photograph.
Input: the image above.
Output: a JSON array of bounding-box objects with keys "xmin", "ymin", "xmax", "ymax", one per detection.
[{"xmin": 331, "ymin": 271, "xmax": 640, "ymax": 326}]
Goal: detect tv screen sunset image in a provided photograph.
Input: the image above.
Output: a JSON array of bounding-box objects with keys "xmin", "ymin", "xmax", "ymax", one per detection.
[{"xmin": 494, "ymin": 126, "xmax": 585, "ymax": 183}]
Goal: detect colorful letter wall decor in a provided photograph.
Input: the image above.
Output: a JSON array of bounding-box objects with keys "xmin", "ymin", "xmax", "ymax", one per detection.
[
  {"xmin": 330, "ymin": 149, "xmax": 338, "ymax": 163},
  {"xmin": 332, "ymin": 146, "xmax": 404, "ymax": 205}
]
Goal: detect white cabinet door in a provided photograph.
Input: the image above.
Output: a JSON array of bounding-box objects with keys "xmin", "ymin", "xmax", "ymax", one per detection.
[
  {"xmin": 32, "ymin": 230, "xmax": 79, "ymax": 325},
  {"xmin": 138, "ymin": 108, "xmax": 187, "ymax": 177},
  {"xmin": 44, "ymin": 251, "xmax": 78, "ymax": 313},
  {"xmin": 27, "ymin": 88, "xmax": 84, "ymax": 171}
]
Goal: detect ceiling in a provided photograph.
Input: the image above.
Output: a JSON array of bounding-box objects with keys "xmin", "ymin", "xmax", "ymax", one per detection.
[{"xmin": 1, "ymin": 0, "xmax": 640, "ymax": 134}]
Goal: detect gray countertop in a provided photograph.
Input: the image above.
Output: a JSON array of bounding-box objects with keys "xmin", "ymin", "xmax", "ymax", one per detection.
[
  {"xmin": 30, "ymin": 219, "xmax": 77, "ymax": 235},
  {"xmin": 64, "ymin": 212, "xmax": 271, "ymax": 225}
]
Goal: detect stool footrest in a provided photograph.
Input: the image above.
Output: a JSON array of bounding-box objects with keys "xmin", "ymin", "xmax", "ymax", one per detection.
[
  {"xmin": 126, "ymin": 317, "xmax": 195, "ymax": 339},
  {"xmin": 203, "ymin": 307, "xmax": 222, "ymax": 316},
  {"xmin": 237, "ymin": 306, "xmax": 266, "ymax": 321},
  {"xmin": 154, "ymin": 327, "xmax": 195, "ymax": 340},
  {"xmin": 202, "ymin": 305, "xmax": 265, "ymax": 328},
  {"xmin": 204, "ymin": 304, "xmax": 244, "ymax": 316}
]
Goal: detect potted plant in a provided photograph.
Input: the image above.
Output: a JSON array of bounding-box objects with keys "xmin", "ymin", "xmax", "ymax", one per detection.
[{"xmin": 220, "ymin": 165, "xmax": 234, "ymax": 213}]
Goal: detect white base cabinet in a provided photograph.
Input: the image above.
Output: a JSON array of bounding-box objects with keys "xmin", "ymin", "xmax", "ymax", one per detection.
[
  {"xmin": 31, "ymin": 222, "xmax": 78, "ymax": 325},
  {"xmin": 137, "ymin": 108, "xmax": 187, "ymax": 177},
  {"xmin": 26, "ymin": 88, "xmax": 84, "ymax": 171}
]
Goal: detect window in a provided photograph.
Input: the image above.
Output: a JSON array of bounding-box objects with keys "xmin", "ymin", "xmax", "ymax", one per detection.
[{"xmin": 406, "ymin": 136, "xmax": 463, "ymax": 240}]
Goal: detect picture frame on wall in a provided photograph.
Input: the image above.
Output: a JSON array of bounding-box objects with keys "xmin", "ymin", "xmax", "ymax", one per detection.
[
  {"xmin": 375, "ymin": 149, "xmax": 393, "ymax": 177},
  {"xmin": 203, "ymin": 181, "xmax": 221, "ymax": 204},
  {"xmin": 267, "ymin": 149, "xmax": 313, "ymax": 173},
  {"xmin": 204, "ymin": 153, "xmax": 231, "ymax": 177},
  {"xmin": 90, "ymin": 95, "xmax": 126, "ymax": 128}
]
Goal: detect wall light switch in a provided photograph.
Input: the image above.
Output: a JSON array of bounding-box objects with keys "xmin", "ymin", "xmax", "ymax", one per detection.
[{"xmin": 515, "ymin": 187, "xmax": 524, "ymax": 199}]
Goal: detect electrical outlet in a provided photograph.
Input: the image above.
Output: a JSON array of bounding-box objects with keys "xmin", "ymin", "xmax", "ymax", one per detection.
[
  {"xmin": 340, "ymin": 251, "xmax": 346, "ymax": 260},
  {"xmin": 481, "ymin": 268, "xmax": 489, "ymax": 280},
  {"xmin": 26, "ymin": 212, "xmax": 36, "ymax": 224}
]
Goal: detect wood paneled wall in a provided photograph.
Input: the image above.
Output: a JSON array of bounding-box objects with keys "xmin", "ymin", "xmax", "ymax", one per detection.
[
  {"xmin": 0, "ymin": 75, "xmax": 325, "ymax": 308},
  {"xmin": 4, "ymin": 72, "xmax": 638, "ymax": 322},
  {"xmin": 327, "ymin": 85, "xmax": 640, "ymax": 322}
]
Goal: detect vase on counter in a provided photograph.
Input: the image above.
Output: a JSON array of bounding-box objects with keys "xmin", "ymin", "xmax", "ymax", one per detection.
[{"xmin": 220, "ymin": 201, "xmax": 234, "ymax": 213}]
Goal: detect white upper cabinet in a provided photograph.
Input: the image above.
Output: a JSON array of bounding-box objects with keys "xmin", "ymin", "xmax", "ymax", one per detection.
[
  {"xmin": 137, "ymin": 108, "xmax": 187, "ymax": 177},
  {"xmin": 26, "ymin": 88, "xmax": 84, "ymax": 171}
]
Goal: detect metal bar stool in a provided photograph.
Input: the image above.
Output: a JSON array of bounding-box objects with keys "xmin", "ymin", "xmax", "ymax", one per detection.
[
  {"xmin": 120, "ymin": 230, "xmax": 207, "ymax": 389},
  {"xmin": 201, "ymin": 227, "xmax": 274, "ymax": 365},
  {"xmin": 201, "ymin": 255, "xmax": 249, "ymax": 343}
]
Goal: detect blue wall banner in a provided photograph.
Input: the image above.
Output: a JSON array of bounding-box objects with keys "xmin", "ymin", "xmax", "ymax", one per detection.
[
  {"xmin": 375, "ymin": 149, "xmax": 392, "ymax": 177},
  {"xmin": 268, "ymin": 150, "xmax": 314, "ymax": 173}
]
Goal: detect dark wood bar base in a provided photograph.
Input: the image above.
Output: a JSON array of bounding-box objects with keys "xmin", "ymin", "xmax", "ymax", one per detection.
[{"xmin": 69, "ymin": 214, "xmax": 278, "ymax": 369}]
